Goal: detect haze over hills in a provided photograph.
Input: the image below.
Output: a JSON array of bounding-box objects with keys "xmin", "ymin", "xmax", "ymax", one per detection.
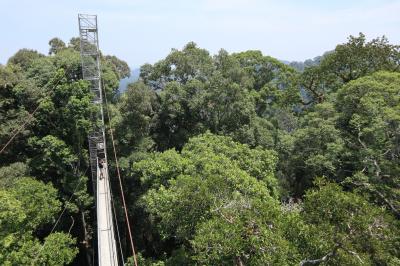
[
  {"xmin": 119, "ymin": 54, "xmax": 327, "ymax": 92},
  {"xmin": 118, "ymin": 67, "xmax": 140, "ymax": 92}
]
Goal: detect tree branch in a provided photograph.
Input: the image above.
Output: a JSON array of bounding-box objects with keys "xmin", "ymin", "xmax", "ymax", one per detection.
[
  {"xmin": 351, "ymin": 181, "xmax": 400, "ymax": 219},
  {"xmin": 342, "ymin": 248, "xmax": 364, "ymax": 264},
  {"xmin": 303, "ymin": 76, "xmax": 325, "ymax": 104},
  {"xmin": 356, "ymin": 126, "xmax": 382, "ymax": 179},
  {"xmin": 68, "ymin": 215, "xmax": 75, "ymax": 234},
  {"xmin": 300, "ymin": 243, "xmax": 366, "ymax": 266},
  {"xmin": 299, "ymin": 246, "xmax": 338, "ymax": 266}
]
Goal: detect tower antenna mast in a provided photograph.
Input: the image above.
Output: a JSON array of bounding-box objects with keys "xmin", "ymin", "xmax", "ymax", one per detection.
[{"xmin": 78, "ymin": 14, "xmax": 119, "ymax": 266}]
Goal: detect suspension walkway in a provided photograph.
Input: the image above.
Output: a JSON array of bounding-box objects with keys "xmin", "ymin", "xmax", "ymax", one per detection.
[{"xmin": 97, "ymin": 160, "xmax": 119, "ymax": 265}]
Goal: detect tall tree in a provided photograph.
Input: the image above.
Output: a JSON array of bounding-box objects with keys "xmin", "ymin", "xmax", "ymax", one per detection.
[
  {"xmin": 49, "ymin": 37, "xmax": 66, "ymax": 55},
  {"xmin": 337, "ymin": 71, "xmax": 400, "ymax": 218},
  {"xmin": 300, "ymin": 33, "xmax": 400, "ymax": 104}
]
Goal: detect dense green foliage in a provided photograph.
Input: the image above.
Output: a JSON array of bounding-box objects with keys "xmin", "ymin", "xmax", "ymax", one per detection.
[
  {"xmin": 0, "ymin": 177, "xmax": 78, "ymax": 265},
  {"xmin": 0, "ymin": 37, "xmax": 129, "ymax": 265},
  {"xmin": 1, "ymin": 33, "xmax": 399, "ymax": 265}
]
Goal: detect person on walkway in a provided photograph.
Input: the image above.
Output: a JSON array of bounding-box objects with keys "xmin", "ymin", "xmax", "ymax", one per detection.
[{"xmin": 98, "ymin": 158, "xmax": 105, "ymax": 179}]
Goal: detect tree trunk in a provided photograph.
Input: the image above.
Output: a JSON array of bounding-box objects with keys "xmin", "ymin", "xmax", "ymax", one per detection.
[
  {"xmin": 235, "ymin": 256, "xmax": 244, "ymax": 266},
  {"xmin": 81, "ymin": 210, "xmax": 93, "ymax": 266}
]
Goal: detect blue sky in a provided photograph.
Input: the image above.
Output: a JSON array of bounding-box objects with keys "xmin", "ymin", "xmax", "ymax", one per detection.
[{"xmin": 1, "ymin": 0, "xmax": 399, "ymax": 68}]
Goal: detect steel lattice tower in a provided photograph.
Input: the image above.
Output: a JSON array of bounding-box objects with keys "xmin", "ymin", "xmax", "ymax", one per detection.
[{"xmin": 78, "ymin": 14, "xmax": 119, "ymax": 266}]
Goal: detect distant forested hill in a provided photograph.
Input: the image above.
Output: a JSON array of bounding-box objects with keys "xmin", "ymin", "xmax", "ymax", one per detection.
[
  {"xmin": 281, "ymin": 52, "xmax": 329, "ymax": 72},
  {"xmin": 118, "ymin": 68, "xmax": 140, "ymax": 92}
]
